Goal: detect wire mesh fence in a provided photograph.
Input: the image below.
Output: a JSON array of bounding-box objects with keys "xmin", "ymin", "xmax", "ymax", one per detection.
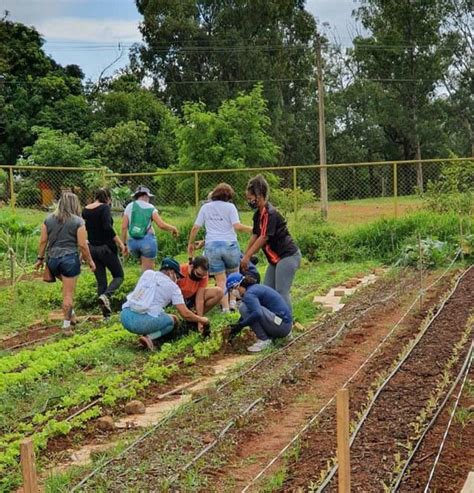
[{"xmin": 0, "ymin": 158, "xmax": 471, "ymax": 221}]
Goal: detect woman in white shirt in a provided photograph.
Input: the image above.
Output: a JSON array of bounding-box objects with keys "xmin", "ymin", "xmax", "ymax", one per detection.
[{"xmin": 187, "ymin": 183, "xmax": 251, "ymax": 312}]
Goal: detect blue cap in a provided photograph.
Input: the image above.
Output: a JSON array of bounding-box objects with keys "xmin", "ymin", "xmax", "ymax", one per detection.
[
  {"xmin": 160, "ymin": 257, "xmax": 184, "ymax": 278},
  {"xmin": 226, "ymin": 272, "xmax": 244, "ymax": 294}
]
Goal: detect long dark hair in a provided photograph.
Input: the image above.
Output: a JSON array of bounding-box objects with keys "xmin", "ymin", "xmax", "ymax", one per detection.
[{"xmin": 95, "ymin": 188, "xmax": 111, "ymax": 204}]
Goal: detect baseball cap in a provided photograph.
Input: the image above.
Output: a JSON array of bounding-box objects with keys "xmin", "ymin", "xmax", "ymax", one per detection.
[
  {"xmin": 161, "ymin": 257, "xmax": 184, "ymax": 278},
  {"xmin": 133, "ymin": 185, "xmax": 154, "ymax": 198},
  {"xmin": 225, "ymin": 272, "xmax": 244, "ymax": 294}
]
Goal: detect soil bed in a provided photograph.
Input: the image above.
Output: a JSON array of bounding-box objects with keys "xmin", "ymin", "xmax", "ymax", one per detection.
[
  {"xmin": 279, "ymin": 266, "xmax": 473, "ymax": 492},
  {"xmin": 397, "ymin": 367, "xmax": 474, "ymax": 493}
]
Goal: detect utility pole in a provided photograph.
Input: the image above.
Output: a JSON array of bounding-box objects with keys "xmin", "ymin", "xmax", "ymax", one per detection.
[{"xmin": 316, "ymin": 33, "xmax": 328, "ymax": 220}]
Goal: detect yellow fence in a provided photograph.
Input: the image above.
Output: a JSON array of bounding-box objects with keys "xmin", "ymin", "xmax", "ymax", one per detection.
[{"xmin": 0, "ymin": 157, "xmax": 472, "ymax": 223}]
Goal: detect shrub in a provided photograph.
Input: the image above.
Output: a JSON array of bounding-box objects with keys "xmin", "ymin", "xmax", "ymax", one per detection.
[{"xmin": 423, "ymin": 159, "xmax": 474, "ymax": 215}]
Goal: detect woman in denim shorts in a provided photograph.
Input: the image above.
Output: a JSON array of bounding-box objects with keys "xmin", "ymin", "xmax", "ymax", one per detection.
[
  {"xmin": 187, "ymin": 183, "xmax": 252, "ymax": 312},
  {"xmin": 36, "ymin": 192, "xmax": 96, "ymax": 329}
]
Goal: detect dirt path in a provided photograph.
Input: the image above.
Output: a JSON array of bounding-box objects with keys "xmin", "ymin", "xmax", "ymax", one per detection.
[{"xmin": 279, "ymin": 267, "xmax": 473, "ymax": 492}]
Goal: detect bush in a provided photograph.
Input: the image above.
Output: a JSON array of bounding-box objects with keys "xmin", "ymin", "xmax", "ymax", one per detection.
[
  {"xmin": 16, "ymin": 179, "xmax": 42, "ymax": 208},
  {"xmin": 423, "ymin": 159, "xmax": 474, "ymax": 215},
  {"xmin": 295, "ymin": 211, "xmax": 467, "ymax": 264}
]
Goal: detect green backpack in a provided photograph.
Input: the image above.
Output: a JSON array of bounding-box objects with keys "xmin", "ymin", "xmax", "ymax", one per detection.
[{"xmin": 128, "ymin": 202, "xmax": 154, "ymax": 239}]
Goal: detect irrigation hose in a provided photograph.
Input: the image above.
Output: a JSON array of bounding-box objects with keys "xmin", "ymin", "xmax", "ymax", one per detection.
[
  {"xmin": 391, "ymin": 342, "xmax": 473, "ymax": 492},
  {"xmin": 241, "ymin": 255, "xmax": 465, "ymax": 492},
  {"xmin": 316, "ymin": 264, "xmax": 472, "ymax": 493}
]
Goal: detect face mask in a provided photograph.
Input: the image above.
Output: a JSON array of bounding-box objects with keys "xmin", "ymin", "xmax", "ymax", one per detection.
[
  {"xmin": 189, "ymin": 270, "xmax": 201, "ymax": 282},
  {"xmin": 247, "ymin": 200, "xmax": 258, "ymax": 209}
]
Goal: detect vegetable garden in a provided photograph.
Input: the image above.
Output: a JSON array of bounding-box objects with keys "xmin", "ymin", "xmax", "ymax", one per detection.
[{"xmin": 0, "ymin": 172, "xmax": 472, "ymax": 492}]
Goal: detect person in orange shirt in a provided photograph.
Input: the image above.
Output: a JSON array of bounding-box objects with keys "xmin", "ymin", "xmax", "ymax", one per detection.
[{"xmin": 177, "ymin": 256, "xmax": 223, "ymax": 333}]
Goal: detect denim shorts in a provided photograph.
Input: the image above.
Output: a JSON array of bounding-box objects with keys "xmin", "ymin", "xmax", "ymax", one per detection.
[
  {"xmin": 120, "ymin": 308, "xmax": 174, "ymax": 341},
  {"xmin": 128, "ymin": 234, "xmax": 157, "ymax": 259},
  {"xmin": 47, "ymin": 253, "xmax": 81, "ymax": 279},
  {"xmin": 205, "ymin": 241, "xmax": 240, "ymax": 275}
]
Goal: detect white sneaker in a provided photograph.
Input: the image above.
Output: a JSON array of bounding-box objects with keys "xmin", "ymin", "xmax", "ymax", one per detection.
[{"xmin": 247, "ymin": 339, "xmax": 272, "ymax": 353}]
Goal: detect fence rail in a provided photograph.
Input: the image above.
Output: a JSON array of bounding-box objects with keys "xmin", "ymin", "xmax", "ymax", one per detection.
[{"xmin": 0, "ymin": 157, "xmax": 472, "ymax": 223}]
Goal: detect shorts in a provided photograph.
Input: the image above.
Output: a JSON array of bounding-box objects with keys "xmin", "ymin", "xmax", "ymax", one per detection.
[
  {"xmin": 185, "ymin": 295, "xmax": 196, "ymax": 310},
  {"xmin": 205, "ymin": 241, "xmax": 240, "ymax": 275},
  {"xmin": 128, "ymin": 234, "xmax": 157, "ymax": 259},
  {"xmin": 47, "ymin": 253, "xmax": 81, "ymax": 279}
]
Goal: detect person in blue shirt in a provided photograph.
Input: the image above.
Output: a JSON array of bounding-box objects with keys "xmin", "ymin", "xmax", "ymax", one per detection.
[{"xmin": 226, "ymin": 272, "xmax": 292, "ymax": 352}]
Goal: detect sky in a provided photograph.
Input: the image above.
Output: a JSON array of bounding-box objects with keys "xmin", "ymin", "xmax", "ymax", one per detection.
[{"xmin": 4, "ymin": 0, "xmax": 365, "ymax": 81}]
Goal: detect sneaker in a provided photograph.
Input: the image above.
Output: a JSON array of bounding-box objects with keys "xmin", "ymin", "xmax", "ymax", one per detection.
[
  {"xmin": 99, "ymin": 294, "xmax": 112, "ymax": 317},
  {"xmin": 247, "ymin": 339, "xmax": 272, "ymax": 353},
  {"xmin": 138, "ymin": 335, "xmax": 155, "ymax": 352}
]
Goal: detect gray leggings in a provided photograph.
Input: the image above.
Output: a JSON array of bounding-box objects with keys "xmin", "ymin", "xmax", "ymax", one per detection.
[
  {"xmin": 239, "ymin": 303, "xmax": 292, "ymax": 341},
  {"xmin": 264, "ymin": 250, "xmax": 302, "ymax": 307}
]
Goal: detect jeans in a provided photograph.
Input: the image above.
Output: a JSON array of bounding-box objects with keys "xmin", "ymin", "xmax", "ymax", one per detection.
[
  {"xmin": 239, "ymin": 303, "xmax": 292, "ymax": 341},
  {"xmin": 89, "ymin": 244, "xmax": 124, "ymax": 298},
  {"xmin": 205, "ymin": 241, "xmax": 240, "ymax": 275},
  {"xmin": 264, "ymin": 250, "xmax": 302, "ymax": 308},
  {"xmin": 47, "ymin": 253, "xmax": 81, "ymax": 278},
  {"xmin": 128, "ymin": 234, "xmax": 157, "ymax": 259},
  {"xmin": 120, "ymin": 308, "xmax": 174, "ymax": 341}
]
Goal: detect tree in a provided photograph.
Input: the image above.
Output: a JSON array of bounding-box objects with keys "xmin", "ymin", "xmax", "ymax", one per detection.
[
  {"xmin": 93, "ymin": 85, "xmax": 178, "ymax": 169},
  {"xmin": 352, "ymin": 0, "xmax": 461, "ymax": 191},
  {"xmin": 133, "ymin": 0, "xmax": 316, "ymax": 165},
  {"xmin": 0, "ymin": 18, "xmax": 85, "ymax": 163},
  {"xmin": 92, "ymin": 120, "xmax": 150, "ymax": 173},
  {"xmin": 176, "ymin": 84, "xmax": 279, "ymax": 170}
]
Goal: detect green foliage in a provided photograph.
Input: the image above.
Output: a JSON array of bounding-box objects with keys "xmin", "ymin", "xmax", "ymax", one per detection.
[
  {"xmin": 423, "ymin": 159, "xmax": 474, "ymax": 215},
  {"xmin": 176, "ymin": 85, "xmax": 279, "ymax": 170},
  {"xmin": 92, "ymin": 120, "xmax": 150, "ymax": 174},
  {"xmin": 295, "ymin": 211, "xmax": 467, "ymax": 263},
  {"xmin": 396, "ymin": 238, "xmax": 450, "ymax": 268},
  {"xmin": 271, "ymin": 187, "xmax": 316, "ymax": 218}
]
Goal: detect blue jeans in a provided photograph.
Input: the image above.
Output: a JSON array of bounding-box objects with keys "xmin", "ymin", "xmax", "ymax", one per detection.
[
  {"xmin": 120, "ymin": 308, "xmax": 174, "ymax": 341},
  {"xmin": 239, "ymin": 303, "xmax": 292, "ymax": 341},
  {"xmin": 47, "ymin": 253, "xmax": 81, "ymax": 279},
  {"xmin": 205, "ymin": 241, "xmax": 240, "ymax": 275},
  {"xmin": 128, "ymin": 234, "xmax": 157, "ymax": 259}
]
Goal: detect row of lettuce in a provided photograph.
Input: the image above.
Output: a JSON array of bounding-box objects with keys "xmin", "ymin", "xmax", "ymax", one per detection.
[{"xmin": 0, "ymin": 316, "xmax": 230, "ymax": 491}]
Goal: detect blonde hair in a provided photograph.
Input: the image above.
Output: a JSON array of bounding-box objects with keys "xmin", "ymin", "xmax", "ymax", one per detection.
[{"xmin": 53, "ymin": 192, "xmax": 82, "ymax": 223}]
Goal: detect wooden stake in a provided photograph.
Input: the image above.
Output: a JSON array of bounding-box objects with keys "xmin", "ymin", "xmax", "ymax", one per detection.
[
  {"xmin": 20, "ymin": 439, "xmax": 39, "ymax": 493},
  {"xmin": 337, "ymin": 388, "xmax": 350, "ymax": 493}
]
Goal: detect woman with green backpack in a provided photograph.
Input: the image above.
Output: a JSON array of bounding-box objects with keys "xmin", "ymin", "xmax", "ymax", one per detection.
[{"xmin": 121, "ymin": 186, "xmax": 179, "ymax": 271}]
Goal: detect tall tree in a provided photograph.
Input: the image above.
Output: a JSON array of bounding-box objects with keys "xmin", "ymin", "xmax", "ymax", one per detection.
[
  {"xmin": 352, "ymin": 0, "xmax": 460, "ymax": 191},
  {"xmin": 0, "ymin": 17, "xmax": 84, "ymax": 163},
  {"xmin": 133, "ymin": 0, "xmax": 317, "ymax": 165}
]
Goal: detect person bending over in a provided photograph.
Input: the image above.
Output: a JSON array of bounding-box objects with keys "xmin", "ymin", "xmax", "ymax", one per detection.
[
  {"xmin": 177, "ymin": 256, "xmax": 223, "ymax": 333},
  {"xmin": 121, "ymin": 257, "xmax": 208, "ymax": 351},
  {"xmin": 226, "ymin": 273, "xmax": 292, "ymax": 353}
]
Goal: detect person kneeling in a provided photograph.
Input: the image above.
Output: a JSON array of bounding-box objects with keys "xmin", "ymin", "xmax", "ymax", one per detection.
[
  {"xmin": 177, "ymin": 256, "xmax": 223, "ymax": 334},
  {"xmin": 226, "ymin": 273, "xmax": 292, "ymax": 353},
  {"xmin": 121, "ymin": 257, "xmax": 209, "ymax": 351}
]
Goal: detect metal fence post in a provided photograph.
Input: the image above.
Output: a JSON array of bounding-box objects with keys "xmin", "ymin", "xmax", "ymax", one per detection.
[
  {"xmin": 9, "ymin": 167, "xmax": 15, "ymax": 211},
  {"xmin": 293, "ymin": 167, "xmax": 298, "ymax": 224},
  {"xmin": 393, "ymin": 162, "xmax": 398, "ymax": 218},
  {"xmin": 194, "ymin": 171, "xmax": 199, "ymax": 209}
]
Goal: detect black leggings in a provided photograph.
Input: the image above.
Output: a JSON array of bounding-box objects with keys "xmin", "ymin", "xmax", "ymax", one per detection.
[{"xmin": 89, "ymin": 244, "xmax": 124, "ymax": 298}]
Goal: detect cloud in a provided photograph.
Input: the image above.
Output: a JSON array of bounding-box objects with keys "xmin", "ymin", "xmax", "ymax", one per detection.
[{"xmin": 34, "ymin": 17, "xmax": 141, "ymax": 42}]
